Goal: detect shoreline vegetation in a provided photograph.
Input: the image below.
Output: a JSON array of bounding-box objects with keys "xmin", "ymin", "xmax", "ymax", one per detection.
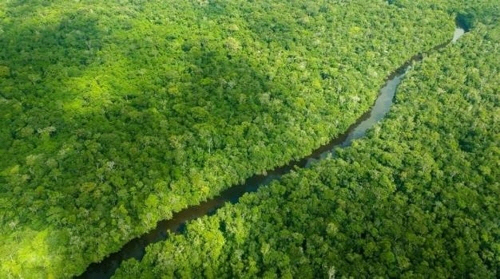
[
  {"xmin": 113, "ymin": 18, "xmax": 500, "ymax": 279},
  {"xmin": 81, "ymin": 25, "xmax": 467, "ymax": 279}
]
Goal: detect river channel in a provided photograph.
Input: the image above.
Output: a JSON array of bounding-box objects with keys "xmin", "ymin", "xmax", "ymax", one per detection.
[{"xmin": 78, "ymin": 26, "xmax": 466, "ymax": 279}]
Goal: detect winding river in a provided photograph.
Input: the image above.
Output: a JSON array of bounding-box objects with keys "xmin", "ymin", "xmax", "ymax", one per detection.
[{"xmin": 78, "ymin": 26, "xmax": 466, "ymax": 279}]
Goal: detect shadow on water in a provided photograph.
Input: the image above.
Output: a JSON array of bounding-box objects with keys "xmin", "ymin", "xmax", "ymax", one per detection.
[{"xmin": 77, "ymin": 25, "xmax": 467, "ymax": 279}]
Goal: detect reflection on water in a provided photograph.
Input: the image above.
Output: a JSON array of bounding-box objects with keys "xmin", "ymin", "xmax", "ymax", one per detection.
[
  {"xmin": 340, "ymin": 68, "xmax": 408, "ymax": 148},
  {"xmin": 453, "ymin": 28, "xmax": 465, "ymax": 43}
]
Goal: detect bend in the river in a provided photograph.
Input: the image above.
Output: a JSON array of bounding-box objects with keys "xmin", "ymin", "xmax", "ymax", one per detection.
[{"xmin": 78, "ymin": 25, "xmax": 467, "ymax": 279}]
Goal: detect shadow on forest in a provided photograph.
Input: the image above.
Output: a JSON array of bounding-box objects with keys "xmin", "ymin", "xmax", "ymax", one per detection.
[
  {"xmin": 0, "ymin": 7, "xmax": 104, "ymax": 146},
  {"xmin": 1, "ymin": 2, "xmax": 277, "ymax": 277}
]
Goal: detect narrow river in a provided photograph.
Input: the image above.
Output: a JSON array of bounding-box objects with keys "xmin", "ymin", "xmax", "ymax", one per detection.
[{"xmin": 78, "ymin": 26, "xmax": 466, "ymax": 279}]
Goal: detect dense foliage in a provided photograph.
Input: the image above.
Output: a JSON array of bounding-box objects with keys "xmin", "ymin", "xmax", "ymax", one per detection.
[
  {"xmin": 0, "ymin": 1, "xmax": 459, "ymax": 277},
  {"xmin": 113, "ymin": 16, "xmax": 500, "ymax": 279}
]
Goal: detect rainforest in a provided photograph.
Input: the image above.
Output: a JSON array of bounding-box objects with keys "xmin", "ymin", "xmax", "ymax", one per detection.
[{"xmin": 0, "ymin": 0, "xmax": 498, "ymax": 278}]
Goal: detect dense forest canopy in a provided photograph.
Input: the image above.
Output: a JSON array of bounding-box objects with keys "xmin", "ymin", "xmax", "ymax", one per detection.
[
  {"xmin": 0, "ymin": 0, "xmax": 499, "ymax": 278},
  {"xmin": 113, "ymin": 13, "xmax": 500, "ymax": 279},
  {"xmin": 0, "ymin": 1, "xmax": 457, "ymax": 277}
]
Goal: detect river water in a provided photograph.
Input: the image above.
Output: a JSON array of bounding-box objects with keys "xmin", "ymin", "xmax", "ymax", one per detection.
[{"xmin": 77, "ymin": 27, "xmax": 466, "ymax": 279}]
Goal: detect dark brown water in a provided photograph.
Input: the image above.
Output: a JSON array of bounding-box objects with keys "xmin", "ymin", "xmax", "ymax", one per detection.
[{"xmin": 77, "ymin": 27, "xmax": 466, "ymax": 279}]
